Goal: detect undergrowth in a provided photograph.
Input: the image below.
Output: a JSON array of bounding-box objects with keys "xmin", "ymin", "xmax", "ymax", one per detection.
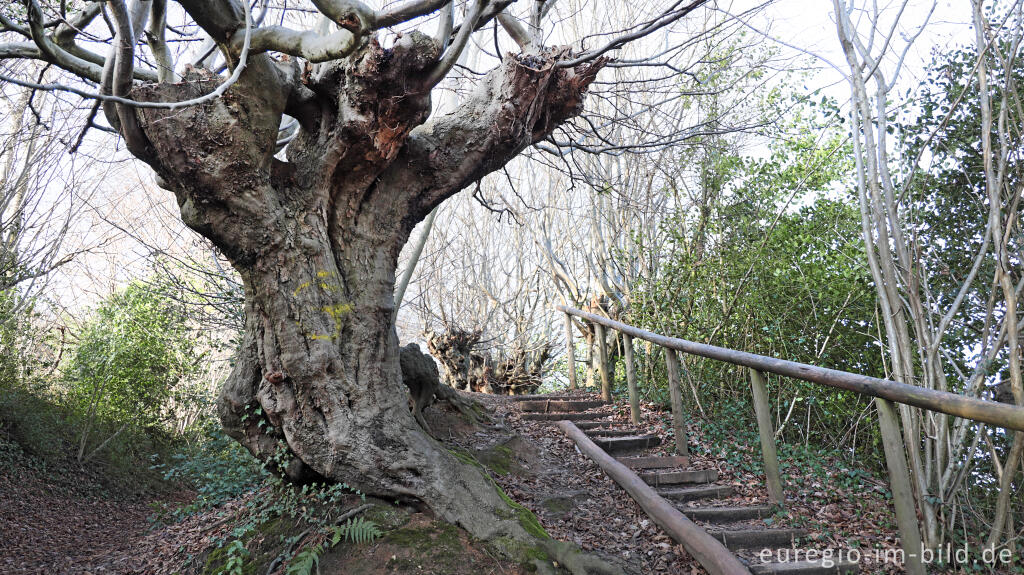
[
  {"xmin": 162, "ymin": 435, "xmax": 383, "ymax": 575},
  {"xmin": 153, "ymin": 421, "xmax": 267, "ymax": 521},
  {"xmin": 0, "ymin": 383, "xmax": 177, "ymax": 497}
]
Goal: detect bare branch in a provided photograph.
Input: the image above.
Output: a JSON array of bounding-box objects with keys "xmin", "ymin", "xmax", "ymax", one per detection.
[
  {"xmin": 425, "ymin": 0, "xmax": 488, "ymax": 87},
  {"xmin": 25, "ymin": 0, "xmax": 105, "ymax": 82},
  {"xmin": 557, "ymin": 0, "xmax": 709, "ymax": 68}
]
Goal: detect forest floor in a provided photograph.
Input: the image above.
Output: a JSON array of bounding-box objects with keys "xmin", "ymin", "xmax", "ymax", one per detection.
[
  {"xmin": 0, "ymin": 435, "xmax": 191, "ymax": 574},
  {"xmin": 0, "ymin": 389, "xmax": 909, "ymax": 575}
]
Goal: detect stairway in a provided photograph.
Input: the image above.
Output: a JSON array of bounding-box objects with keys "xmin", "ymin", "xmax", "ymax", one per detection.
[{"xmin": 513, "ymin": 393, "xmax": 859, "ymax": 575}]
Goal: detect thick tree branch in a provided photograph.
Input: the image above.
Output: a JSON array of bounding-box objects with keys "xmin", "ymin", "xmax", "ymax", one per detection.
[
  {"xmin": 376, "ymin": 0, "xmax": 453, "ymax": 28},
  {"xmin": 425, "ymin": 0, "xmax": 487, "ymax": 86},
  {"xmin": 99, "ymin": 0, "xmax": 154, "ymax": 160},
  {"xmin": 176, "ymin": 0, "xmax": 246, "ymax": 44},
  {"xmin": 2, "ymin": 2, "xmax": 159, "ymax": 82},
  {"xmin": 497, "ymin": 11, "xmax": 531, "ymax": 50},
  {"xmin": 435, "ymin": 1, "xmax": 454, "ymax": 48},
  {"xmin": 382, "ymin": 48, "xmax": 605, "ymax": 225},
  {"xmin": 311, "ymin": 0, "xmax": 376, "ymax": 32},
  {"xmin": 146, "ymin": 0, "xmax": 176, "ymax": 82},
  {"xmin": 25, "ymin": 0, "xmax": 105, "ymax": 82},
  {"xmin": 232, "ymin": 25, "xmax": 359, "ymax": 62}
]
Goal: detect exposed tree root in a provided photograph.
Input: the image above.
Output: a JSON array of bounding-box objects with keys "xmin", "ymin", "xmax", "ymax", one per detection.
[{"xmin": 539, "ymin": 539, "xmax": 626, "ymax": 575}]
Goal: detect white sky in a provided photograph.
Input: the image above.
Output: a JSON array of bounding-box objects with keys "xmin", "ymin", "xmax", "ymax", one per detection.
[{"xmin": 749, "ymin": 0, "xmax": 972, "ymax": 102}]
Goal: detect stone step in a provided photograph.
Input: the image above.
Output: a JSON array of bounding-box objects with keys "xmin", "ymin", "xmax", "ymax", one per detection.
[
  {"xmin": 521, "ymin": 412, "xmax": 606, "ymax": 422},
  {"xmin": 520, "ymin": 399, "xmax": 607, "ymax": 413},
  {"xmin": 592, "ymin": 435, "xmax": 662, "ymax": 454},
  {"xmin": 640, "ymin": 469, "xmax": 719, "ymax": 486},
  {"xmin": 709, "ymin": 528, "xmax": 808, "ymax": 550},
  {"xmin": 617, "ymin": 455, "xmax": 690, "ymax": 469},
  {"xmin": 575, "ymin": 421, "xmax": 618, "ymax": 430},
  {"xmin": 678, "ymin": 505, "xmax": 773, "ymax": 523},
  {"xmin": 511, "ymin": 394, "xmax": 597, "ymax": 402},
  {"xmin": 585, "ymin": 428, "xmax": 642, "ymax": 437},
  {"xmin": 750, "ymin": 559, "xmax": 859, "ymax": 574},
  {"xmin": 656, "ymin": 484, "xmax": 735, "ymax": 502}
]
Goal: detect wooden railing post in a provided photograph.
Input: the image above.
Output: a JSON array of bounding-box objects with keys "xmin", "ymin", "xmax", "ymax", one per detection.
[
  {"xmin": 875, "ymin": 397, "xmax": 926, "ymax": 575},
  {"xmin": 595, "ymin": 322, "xmax": 612, "ymax": 402},
  {"xmin": 664, "ymin": 348, "xmax": 689, "ymax": 456},
  {"xmin": 624, "ymin": 334, "xmax": 639, "ymax": 425},
  {"xmin": 564, "ymin": 313, "xmax": 577, "ymax": 390},
  {"xmin": 748, "ymin": 369, "xmax": 784, "ymax": 506}
]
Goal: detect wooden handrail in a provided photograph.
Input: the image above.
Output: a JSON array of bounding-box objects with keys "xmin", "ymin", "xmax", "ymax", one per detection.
[{"xmin": 558, "ymin": 305, "xmax": 1024, "ymax": 432}]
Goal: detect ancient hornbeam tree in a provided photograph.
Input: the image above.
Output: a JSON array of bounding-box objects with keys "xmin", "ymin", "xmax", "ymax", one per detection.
[{"xmin": 1, "ymin": 0, "xmax": 706, "ymax": 543}]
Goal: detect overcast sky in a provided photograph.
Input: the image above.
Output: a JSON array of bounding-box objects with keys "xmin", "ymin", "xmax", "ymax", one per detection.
[{"xmin": 748, "ymin": 0, "xmax": 972, "ymax": 101}]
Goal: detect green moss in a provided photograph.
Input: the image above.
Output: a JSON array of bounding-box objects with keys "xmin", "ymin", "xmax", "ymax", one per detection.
[
  {"xmin": 201, "ymin": 546, "xmax": 226, "ymax": 575},
  {"xmin": 448, "ymin": 446, "xmax": 549, "ymax": 541},
  {"xmin": 361, "ymin": 502, "xmax": 411, "ymax": 531},
  {"xmin": 489, "ymin": 536, "xmax": 551, "ymax": 569},
  {"xmin": 383, "ymin": 520, "xmax": 465, "ymax": 571},
  {"xmin": 385, "ymin": 522, "xmax": 460, "ymax": 552},
  {"xmin": 201, "ymin": 541, "xmax": 257, "ymax": 575},
  {"xmin": 495, "ymin": 485, "xmax": 549, "ymax": 540},
  {"xmin": 476, "ymin": 445, "xmax": 515, "ymax": 476},
  {"xmin": 447, "ymin": 447, "xmax": 481, "ymax": 468}
]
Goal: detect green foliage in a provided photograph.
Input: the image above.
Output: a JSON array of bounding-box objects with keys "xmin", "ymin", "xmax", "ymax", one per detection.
[
  {"xmin": 626, "ymin": 92, "xmax": 883, "ymax": 463},
  {"xmin": 896, "ymin": 38, "xmax": 1024, "ymax": 400},
  {"xmin": 0, "ymin": 290, "xmax": 24, "ymax": 389},
  {"xmin": 220, "ymin": 540, "xmax": 250, "ymax": 575},
  {"xmin": 0, "ymin": 381, "xmax": 180, "ymax": 495},
  {"xmin": 65, "ymin": 281, "xmax": 204, "ymax": 430},
  {"xmin": 155, "ymin": 422, "xmax": 266, "ymax": 519},
  {"xmin": 281, "ymin": 517, "xmax": 383, "ymax": 575},
  {"xmin": 194, "ymin": 448, "xmax": 381, "ymax": 575},
  {"xmin": 335, "ymin": 516, "xmax": 383, "ymax": 545}
]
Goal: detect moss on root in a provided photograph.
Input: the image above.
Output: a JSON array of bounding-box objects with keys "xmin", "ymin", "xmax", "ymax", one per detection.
[
  {"xmin": 447, "ymin": 446, "xmax": 549, "ymax": 540},
  {"xmin": 494, "ymin": 485, "xmax": 549, "ymax": 540},
  {"xmin": 476, "ymin": 444, "xmax": 515, "ymax": 476},
  {"xmin": 385, "ymin": 520, "xmax": 462, "ymax": 557}
]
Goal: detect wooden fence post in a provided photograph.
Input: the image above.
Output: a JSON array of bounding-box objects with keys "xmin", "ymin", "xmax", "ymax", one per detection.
[
  {"xmin": 664, "ymin": 348, "xmax": 689, "ymax": 456},
  {"xmin": 624, "ymin": 334, "xmax": 639, "ymax": 425},
  {"xmin": 564, "ymin": 313, "xmax": 577, "ymax": 390},
  {"xmin": 595, "ymin": 323, "xmax": 612, "ymax": 402},
  {"xmin": 748, "ymin": 369, "xmax": 784, "ymax": 506},
  {"xmin": 875, "ymin": 398, "xmax": 926, "ymax": 575}
]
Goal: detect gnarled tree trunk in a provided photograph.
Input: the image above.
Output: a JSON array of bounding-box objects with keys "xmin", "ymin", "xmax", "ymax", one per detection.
[{"xmin": 127, "ymin": 33, "xmax": 602, "ymax": 541}]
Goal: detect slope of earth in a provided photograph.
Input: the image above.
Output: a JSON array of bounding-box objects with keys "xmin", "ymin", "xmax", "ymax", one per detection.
[
  {"xmin": 1, "ymin": 387, "xmax": 909, "ymax": 575},
  {"xmin": 0, "ymin": 434, "xmax": 185, "ymax": 575}
]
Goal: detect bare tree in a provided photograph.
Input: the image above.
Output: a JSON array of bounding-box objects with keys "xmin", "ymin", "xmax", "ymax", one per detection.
[
  {"xmin": 0, "ymin": 78, "xmax": 94, "ymax": 295},
  {"xmin": 1, "ymin": 0, "xmax": 710, "ymax": 550},
  {"xmin": 834, "ymin": 0, "xmax": 1024, "ymax": 552}
]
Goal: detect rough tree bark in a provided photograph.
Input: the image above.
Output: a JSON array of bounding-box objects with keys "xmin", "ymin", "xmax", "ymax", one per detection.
[{"xmin": 127, "ymin": 31, "xmax": 603, "ymax": 542}]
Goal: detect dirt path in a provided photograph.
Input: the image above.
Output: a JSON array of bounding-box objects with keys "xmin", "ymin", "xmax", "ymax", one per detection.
[{"xmin": 0, "ymin": 459, "xmax": 158, "ymax": 575}]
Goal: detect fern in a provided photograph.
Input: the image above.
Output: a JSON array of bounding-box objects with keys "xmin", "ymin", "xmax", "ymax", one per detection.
[
  {"xmin": 284, "ymin": 518, "xmax": 381, "ymax": 575},
  {"xmin": 285, "ymin": 548, "xmax": 319, "ymax": 575},
  {"xmin": 335, "ymin": 516, "xmax": 382, "ymax": 545}
]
